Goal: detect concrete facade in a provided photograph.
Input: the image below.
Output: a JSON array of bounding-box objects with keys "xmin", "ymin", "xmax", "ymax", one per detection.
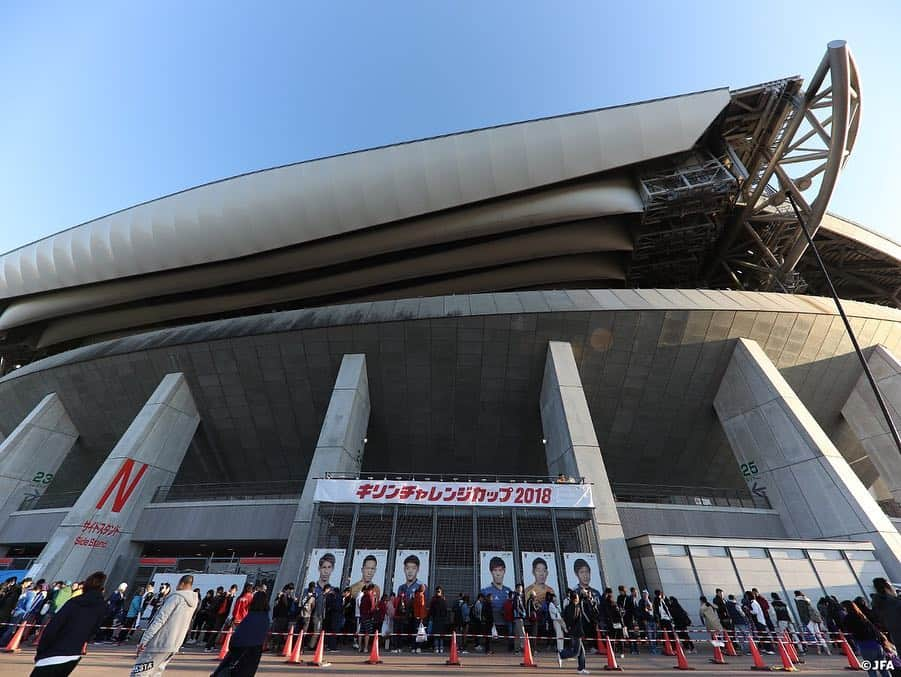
[
  {"xmin": 0, "ymin": 393, "xmax": 78, "ymax": 535},
  {"xmin": 714, "ymin": 338, "xmax": 901, "ymax": 581},
  {"xmin": 842, "ymin": 345, "xmax": 901, "ymax": 501},
  {"xmin": 27, "ymin": 373, "xmax": 199, "ymax": 584},
  {"xmin": 274, "ymin": 354, "xmax": 369, "ymax": 593},
  {"xmin": 540, "ymin": 340, "xmax": 633, "ymax": 587}
]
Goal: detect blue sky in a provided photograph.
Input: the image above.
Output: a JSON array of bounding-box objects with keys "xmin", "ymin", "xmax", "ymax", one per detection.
[{"xmin": 2, "ymin": 0, "xmax": 899, "ymax": 256}]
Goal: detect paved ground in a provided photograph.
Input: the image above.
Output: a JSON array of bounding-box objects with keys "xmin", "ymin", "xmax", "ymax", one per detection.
[{"xmin": 0, "ymin": 644, "xmax": 863, "ymax": 675}]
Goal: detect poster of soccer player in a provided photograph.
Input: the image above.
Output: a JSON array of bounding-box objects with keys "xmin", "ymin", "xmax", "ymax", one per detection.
[
  {"xmin": 393, "ymin": 550, "xmax": 430, "ymax": 599},
  {"xmin": 303, "ymin": 548, "xmax": 346, "ymax": 594},
  {"xmin": 349, "ymin": 549, "xmax": 387, "ymax": 598},
  {"xmin": 563, "ymin": 552, "xmax": 603, "ymax": 599},
  {"xmin": 479, "ymin": 550, "xmax": 515, "ymax": 611},
  {"xmin": 521, "ymin": 551, "xmax": 559, "ymax": 603}
]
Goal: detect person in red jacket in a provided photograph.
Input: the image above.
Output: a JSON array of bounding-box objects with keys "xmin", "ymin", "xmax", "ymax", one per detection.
[{"xmin": 231, "ymin": 584, "xmax": 254, "ymax": 627}]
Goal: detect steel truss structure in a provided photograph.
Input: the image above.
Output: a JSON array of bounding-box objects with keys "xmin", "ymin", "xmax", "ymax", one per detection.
[{"xmin": 705, "ymin": 40, "xmax": 864, "ymax": 296}]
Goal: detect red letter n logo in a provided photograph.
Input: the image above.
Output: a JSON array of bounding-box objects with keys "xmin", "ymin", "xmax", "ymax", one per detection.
[{"xmin": 96, "ymin": 459, "xmax": 149, "ymax": 513}]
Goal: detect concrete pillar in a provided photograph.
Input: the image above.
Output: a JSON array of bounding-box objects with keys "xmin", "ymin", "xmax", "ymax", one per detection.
[
  {"xmin": 28, "ymin": 373, "xmax": 199, "ymax": 584},
  {"xmin": 0, "ymin": 393, "xmax": 78, "ymax": 529},
  {"xmin": 540, "ymin": 341, "xmax": 634, "ymax": 588},
  {"xmin": 714, "ymin": 338, "xmax": 901, "ymax": 581},
  {"xmin": 841, "ymin": 345, "xmax": 901, "ymax": 502},
  {"xmin": 274, "ymin": 354, "xmax": 369, "ymax": 593}
]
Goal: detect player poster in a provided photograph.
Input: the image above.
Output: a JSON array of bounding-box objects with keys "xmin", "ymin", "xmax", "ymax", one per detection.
[
  {"xmin": 563, "ymin": 552, "xmax": 602, "ymax": 597},
  {"xmin": 393, "ymin": 549, "xmax": 429, "ymax": 598},
  {"xmin": 521, "ymin": 551, "xmax": 558, "ymax": 603},
  {"xmin": 303, "ymin": 548, "xmax": 345, "ymax": 593},
  {"xmin": 479, "ymin": 550, "xmax": 515, "ymax": 612},
  {"xmin": 349, "ymin": 549, "xmax": 387, "ymax": 597}
]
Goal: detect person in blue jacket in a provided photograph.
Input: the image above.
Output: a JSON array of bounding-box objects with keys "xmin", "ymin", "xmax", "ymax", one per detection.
[
  {"xmin": 31, "ymin": 572, "xmax": 108, "ymax": 677},
  {"xmin": 212, "ymin": 591, "xmax": 271, "ymax": 677}
]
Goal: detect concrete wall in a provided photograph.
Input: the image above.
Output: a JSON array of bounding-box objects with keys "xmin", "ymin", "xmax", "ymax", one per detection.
[
  {"xmin": 133, "ymin": 500, "xmax": 296, "ymax": 542},
  {"xmin": 0, "ymin": 509, "xmax": 66, "ymax": 545},
  {"xmin": 617, "ymin": 503, "xmax": 786, "ymax": 539},
  {"xmin": 842, "ymin": 345, "xmax": 901, "ymax": 500},
  {"xmin": 541, "ymin": 341, "xmax": 633, "ymax": 588},
  {"xmin": 714, "ymin": 338, "xmax": 901, "ymax": 581}
]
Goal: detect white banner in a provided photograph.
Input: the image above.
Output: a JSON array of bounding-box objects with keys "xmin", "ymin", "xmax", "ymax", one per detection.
[{"xmin": 314, "ymin": 479, "xmax": 593, "ymax": 508}]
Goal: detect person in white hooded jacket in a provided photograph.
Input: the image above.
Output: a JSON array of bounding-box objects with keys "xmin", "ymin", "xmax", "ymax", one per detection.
[{"xmin": 132, "ymin": 575, "xmax": 197, "ymax": 676}]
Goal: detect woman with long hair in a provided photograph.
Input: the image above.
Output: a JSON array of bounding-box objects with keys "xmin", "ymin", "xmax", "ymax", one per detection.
[
  {"xmin": 428, "ymin": 586, "xmax": 450, "ymax": 654},
  {"xmin": 840, "ymin": 600, "xmax": 891, "ymax": 677}
]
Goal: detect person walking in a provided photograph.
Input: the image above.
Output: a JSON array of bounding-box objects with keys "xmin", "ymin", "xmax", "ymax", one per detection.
[
  {"xmin": 30, "ymin": 572, "xmax": 107, "ymax": 677},
  {"xmin": 132, "ymin": 575, "xmax": 198, "ymax": 676},
  {"xmin": 428, "ymin": 586, "xmax": 450, "ymax": 654},
  {"xmin": 212, "ymin": 591, "xmax": 270, "ymax": 677},
  {"xmin": 558, "ymin": 589, "xmax": 589, "ymax": 674}
]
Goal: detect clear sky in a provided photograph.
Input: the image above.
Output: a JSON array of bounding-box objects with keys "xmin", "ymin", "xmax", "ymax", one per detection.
[{"xmin": 2, "ymin": 0, "xmax": 899, "ymax": 256}]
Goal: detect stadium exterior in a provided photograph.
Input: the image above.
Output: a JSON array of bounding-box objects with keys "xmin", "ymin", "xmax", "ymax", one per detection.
[{"xmin": 1, "ymin": 41, "xmax": 900, "ymax": 606}]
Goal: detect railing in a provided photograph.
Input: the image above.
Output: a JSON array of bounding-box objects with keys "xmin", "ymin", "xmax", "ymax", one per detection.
[
  {"xmin": 612, "ymin": 482, "xmax": 771, "ymax": 510},
  {"xmin": 322, "ymin": 471, "xmax": 588, "ymax": 484},
  {"xmin": 18, "ymin": 491, "xmax": 80, "ymax": 511},
  {"xmin": 151, "ymin": 480, "xmax": 303, "ymax": 503}
]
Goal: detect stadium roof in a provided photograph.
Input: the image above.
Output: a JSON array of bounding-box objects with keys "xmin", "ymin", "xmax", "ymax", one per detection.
[{"xmin": 0, "ymin": 40, "xmax": 892, "ymax": 363}]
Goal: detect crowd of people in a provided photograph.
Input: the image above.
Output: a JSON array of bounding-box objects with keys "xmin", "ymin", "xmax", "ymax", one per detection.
[{"xmin": 4, "ymin": 568, "xmax": 901, "ymax": 675}]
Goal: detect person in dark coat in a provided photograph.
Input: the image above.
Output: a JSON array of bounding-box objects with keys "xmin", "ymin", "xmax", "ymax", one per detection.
[
  {"xmin": 31, "ymin": 572, "xmax": 107, "ymax": 677},
  {"xmin": 559, "ymin": 589, "xmax": 588, "ymax": 672},
  {"xmin": 212, "ymin": 591, "xmax": 270, "ymax": 677},
  {"xmin": 324, "ymin": 586, "xmax": 343, "ymax": 651},
  {"xmin": 872, "ymin": 578, "xmax": 901, "ymax": 647},
  {"xmin": 428, "ymin": 586, "xmax": 450, "ymax": 654},
  {"xmin": 669, "ymin": 596, "xmax": 695, "ymax": 653}
]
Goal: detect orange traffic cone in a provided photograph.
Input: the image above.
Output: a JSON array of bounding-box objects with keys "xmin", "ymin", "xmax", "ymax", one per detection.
[
  {"xmin": 662, "ymin": 629, "xmax": 675, "ymax": 656},
  {"xmin": 3, "ymin": 622, "xmax": 30, "ymax": 653},
  {"xmin": 287, "ymin": 629, "xmax": 305, "ymax": 663},
  {"xmin": 281, "ymin": 626, "xmax": 294, "ymax": 657},
  {"xmin": 365, "ymin": 630, "xmax": 383, "ymax": 665},
  {"xmin": 673, "ymin": 636, "xmax": 695, "ymax": 670},
  {"xmin": 216, "ymin": 628, "xmax": 232, "ymax": 661},
  {"xmin": 775, "ymin": 638, "xmax": 797, "ymax": 672},
  {"xmin": 724, "ymin": 631, "xmax": 738, "ymax": 657},
  {"xmin": 603, "ymin": 636, "xmax": 623, "ymax": 671},
  {"xmin": 597, "ymin": 629, "xmax": 607, "ymax": 654},
  {"xmin": 710, "ymin": 632, "xmax": 728, "ymax": 664},
  {"xmin": 446, "ymin": 631, "xmax": 462, "ymax": 666},
  {"xmin": 748, "ymin": 635, "xmax": 771, "ymax": 671},
  {"xmin": 839, "ymin": 632, "xmax": 864, "ymax": 671},
  {"xmin": 520, "ymin": 632, "xmax": 537, "ymax": 668},
  {"xmin": 309, "ymin": 630, "xmax": 329, "ymax": 667},
  {"xmin": 782, "ymin": 631, "xmax": 803, "ymax": 664}
]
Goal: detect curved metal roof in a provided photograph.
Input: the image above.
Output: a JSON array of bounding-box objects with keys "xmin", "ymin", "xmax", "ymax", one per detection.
[{"xmin": 0, "ymin": 89, "xmax": 727, "ymax": 299}]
